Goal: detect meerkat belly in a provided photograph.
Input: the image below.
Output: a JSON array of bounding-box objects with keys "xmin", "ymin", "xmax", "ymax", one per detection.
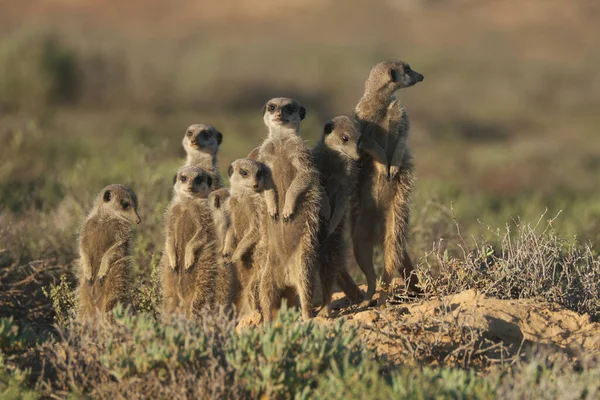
[{"xmin": 174, "ymin": 209, "xmax": 199, "ymax": 266}]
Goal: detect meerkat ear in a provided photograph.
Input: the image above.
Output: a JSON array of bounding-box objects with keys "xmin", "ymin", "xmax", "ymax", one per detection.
[
  {"xmin": 213, "ymin": 194, "xmax": 221, "ymax": 208},
  {"xmin": 206, "ymin": 176, "xmax": 213, "ymax": 188},
  {"xmin": 103, "ymin": 190, "xmax": 112, "ymax": 202},
  {"xmin": 216, "ymin": 131, "xmax": 223, "ymax": 145},
  {"xmin": 262, "ymin": 102, "xmax": 267, "ymax": 116},
  {"xmin": 299, "ymin": 106, "xmax": 306, "ymax": 120},
  {"xmin": 227, "ymin": 164, "xmax": 234, "ymax": 178},
  {"xmin": 172, "ymin": 174, "xmax": 177, "ymax": 185},
  {"xmin": 324, "ymin": 121, "xmax": 334, "ymax": 135},
  {"xmin": 389, "ymin": 68, "xmax": 397, "ymax": 82}
]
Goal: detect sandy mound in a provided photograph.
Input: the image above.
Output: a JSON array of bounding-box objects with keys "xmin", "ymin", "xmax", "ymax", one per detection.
[{"xmin": 237, "ymin": 287, "xmax": 600, "ymax": 367}]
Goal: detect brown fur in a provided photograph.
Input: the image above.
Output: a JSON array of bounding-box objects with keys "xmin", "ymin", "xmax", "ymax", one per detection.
[
  {"xmin": 208, "ymin": 188, "xmax": 236, "ymax": 309},
  {"xmin": 352, "ymin": 60, "xmax": 424, "ymax": 304},
  {"xmin": 77, "ymin": 184, "xmax": 141, "ymax": 324},
  {"xmin": 182, "ymin": 123, "xmax": 224, "ymax": 190},
  {"xmin": 223, "ymin": 158, "xmax": 276, "ymax": 315},
  {"xmin": 161, "ymin": 166, "xmax": 218, "ymax": 318},
  {"xmin": 313, "ymin": 116, "xmax": 364, "ymax": 317},
  {"xmin": 254, "ymin": 97, "xmax": 322, "ymax": 322}
]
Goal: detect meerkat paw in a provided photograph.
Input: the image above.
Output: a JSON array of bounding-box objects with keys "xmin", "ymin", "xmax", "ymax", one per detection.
[
  {"xmin": 184, "ymin": 252, "xmax": 195, "ymax": 270},
  {"xmin": 282, "ymin": 206, "xmax": 295, "ymax": 223},
  {"xmin": 387, "ymin": 166, "xmax": 399, "ymax": 181},
  {"xmin": 266, "ymin": 204, "xmax": 279, "ymax": 221}
]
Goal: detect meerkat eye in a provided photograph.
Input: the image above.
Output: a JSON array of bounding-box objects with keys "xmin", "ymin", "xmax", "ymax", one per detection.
[
  {"xmin": 202, "ymin": 130, "xmax": 210, "ymax": 140},
  {"xmin": 240, "ymin": 169, "xmax": 248, "ymax": 177},
  {"xmin": 194, "ymin": 176, "xmax": 204, "ymax": 185},
  {"xmin": 187, "ymin": 131, "xmax": 193, "ymax": 137},
  {"xmin": 284, "ymin": 105, "xmax": 294, "ymax": 114},
  {"xmin": 256, "ymin": 170, "xmax": 263, "ymax": 179},
  {"xmin": 267, "ymin": 104, "xmax": 276, "ymax": 112},
  {"xmin": 404, "ymin": 65, "xmax": 411, "ymax": 74},
  {"xmin": 121, "ymin": 200, "xmax": 130, "ymax": 210},
  {"xmin": 342, "ymin": 135, "xmax": 349, "ymax": 143},
  {"xmin": 181, "ymin": 176, "xmax": 187, "ymax": 183}
]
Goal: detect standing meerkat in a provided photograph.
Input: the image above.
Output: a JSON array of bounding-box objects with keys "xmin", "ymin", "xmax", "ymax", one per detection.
[
  {"xmin": 222, "ymin": 158, "xmax": 277, "ymax": 314},
  {"xmin": 161, "ymin": 166, "xmax": 218, "ymax": 318},
  {"xmin": 77, "ymin": 184, "xmax": 141, "ymax": 324},
  {"xmin": 352, "ymin": 60, "xmax": 424, "ymax": 304},
  {"xmin": 254, "ymin": 97, "xmax": 322, "ymax": 322},
  {"xmin": 208, "ymin": 188, "xmax": 235, "ymax": 308},
  {"xmin": 182, "ymin": 124, "xmax": 224, "ymax": 190},
  {"xmin": 313, "ymin": 116, "xmax": 364, "ymax": 317}
]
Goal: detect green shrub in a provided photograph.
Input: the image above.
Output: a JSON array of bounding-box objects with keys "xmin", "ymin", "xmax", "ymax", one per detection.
[{"xmin": 42, "ymin": 274, "xmax": 77, "ymax": 329}]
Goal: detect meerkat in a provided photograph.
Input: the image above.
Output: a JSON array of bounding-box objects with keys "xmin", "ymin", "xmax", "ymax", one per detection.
[
  {"xmin": 222, "ymin": 158, "xmax": 277, "ymax": 314},
  {"xmin": 253, "ymin": 97, "xmax": 322, "ymax": 322},
  {"xmin": 77, "ymin": 184, "xmax": 141, "ymax": 324},
  {"xmin": 208, "ymin": 188, "xmax": 235, "ymax": 308},
  {"xmin": 352, "ymin": 60, "xmax": 424, "ymax": 305},
  {"xmin": 161, "ymin": 166, "xmax": 218, "ymax": 318},
  {"xmin": 182, "ymin": 124, "xmax": 224, "ymax": 190},
  {"xmin": 312, "ymin": 116, "xmax": 364, "ymax": 317}
]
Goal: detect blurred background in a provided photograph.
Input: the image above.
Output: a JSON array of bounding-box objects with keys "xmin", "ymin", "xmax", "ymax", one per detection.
[{"xmin": 1, "ymin": 0, "xmax": 599, "ymax": 270}]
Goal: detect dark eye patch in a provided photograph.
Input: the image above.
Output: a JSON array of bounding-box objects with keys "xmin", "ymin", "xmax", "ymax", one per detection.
[
  {"xmin": 267, "ymin": 104, "xmax": 276, "ymax": 112},
  {"xmin": 181, "ymin": 175, "xmax": 187, "ymax": 183},
  {"xmin": 121, "ymin": 200, "xmax": 130, "ymax": 210},
  {"xmin": 240, "ymin": 169, "xmax": 248, "ymax": 177},
  {"xmin": 194, "ymin": 176, "xmax": 204, "ymax": 185},
  {"xmin": 284, "ymin": 104, "xmax": 295, "ymax": 114},
  {"xmin": 187, "ymin": 131, "xmax": 193, "ymax": 137}
]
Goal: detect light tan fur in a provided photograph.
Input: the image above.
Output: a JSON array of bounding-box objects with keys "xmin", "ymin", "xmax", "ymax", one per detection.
[
  {"xmin": 161, "ymin": 166, "xmax": 218, "ymax": 318},
  {"xmin": 77, "ymin": 184, "xmax": 141, "ymax": 324},
  {"xmin": 222, "ymin": 158, "xmax": 276, "ymax": 315},
  {"xmin": 182, "ymin": 124, "xmax": 224, "ymax": 190},
  {"xmin": 313, "ymin": 116, "xmax": 364, "ymax": 317},
  {"xmin": 352, "ymin": 60, "xmax": 424, "ymax": 305},
  {"xmin": 254, "ymin": 97, "xmax": 322, "ymax": 322},
  {"xmin": 208, "ymin": 188, "xmax": 236, "ymax": 309}
]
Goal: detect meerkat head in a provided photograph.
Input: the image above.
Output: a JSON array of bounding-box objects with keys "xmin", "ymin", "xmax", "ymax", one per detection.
[
  {"xmin": 96, "ymin": 184, "xmax": 141, "ymax": 224},
  {"xmin": 208, "ymin": 188, "xmax": 230, "ymax": 212},
  {"xmin": 173, "ymin": 166, "xmax": 213, "ymax": 200},
  {"xmin": 182, "ymin": 124, "xmax": 223, "ymax": 156},
  {"xmin": 321, "ymin": 116, "xmax": 362, "ymax": 161},
  {"xmin": 262, "ymin": 97, "xmax": 306, "ymax": 137},
  {"xmin": 365, "ymin": 60, "xmax": 424, "ymax": 96},
  {"xmin": 228, "ymin": 158, "xmax": 268, "ymax": 195}
]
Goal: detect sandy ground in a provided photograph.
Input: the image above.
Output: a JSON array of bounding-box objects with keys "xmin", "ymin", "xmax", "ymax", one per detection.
[{"xmin": 238, "ymin": 284, "xmax": 600, "ymax": 368}]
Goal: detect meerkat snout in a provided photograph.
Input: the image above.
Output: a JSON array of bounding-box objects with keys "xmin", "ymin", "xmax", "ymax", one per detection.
[
  {"xmin": 101, "ymin": 185, "xmax": 142, "ymax": 225},
  {"xmin": 323, "ymin": 117, "xmax": 362, "ymax": 161}
]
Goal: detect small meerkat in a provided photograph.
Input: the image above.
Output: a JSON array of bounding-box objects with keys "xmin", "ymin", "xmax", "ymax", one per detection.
[
  {"xmin": 352, "ymin": 60, "xmax": 424, "ymax": 305},
  {"xmin": 313, "ymin": 116, "xmax": 364, "ymax": 317},
  {"xmin": 222, "ymin": 158, "xmax": 276, "ymax": 314},
  {"xmin": 253, "ymin": 97, "xmax": 322, "ymax": 322},
  {"xmin": 161, "ymin": 166, "xmax": 218, "ymax": 318},
  {"xmin": 182, "ymin": 124, "xmax": 224, "ymax": 190},
  {"xmin": 77, "ymin": 184, "xmax": 141, "ymax": 324},
  {"xmin": 207, "ymin": 188, "xmax": 234, "ymax": 307}
]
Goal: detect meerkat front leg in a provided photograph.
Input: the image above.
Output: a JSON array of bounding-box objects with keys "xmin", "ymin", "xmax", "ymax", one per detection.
[
  {"xmin": 359, "ymin": 135, "xmax": 388, "ymax": 166},
  {"xmin": 326, "ymin": 191, "xmax": 349, "ymax": 238},
  {"xmin": 222, "ymin": 227, "xmax": 236, "ymax": 261},
  {"xmin": 231, "ymin": 227, "xmax": 259, "ymax": 263},
  {"xmin": 184, "ymin": 229, "xmax": 205, "ymax": 270},
  {"xmin": 165, "ymin": 235, "xmax": 177, "ymax": 270},
  {"xmin": 98, "ymin": 240, "xmax": 126, "ymax": 280},
  {"xmin": 320, "ymin": 191, "xmax": 332, "ymax": 222},
  {"xmin": 388, "ymin": 134, "xmax": 407, "ymax": 181},
  {"xmin": 80, "ymin": 251, "xmax": 93, "ymax": 283},
  {"xmin": 263, "ymin": 187, "xmax": 279, "ymax": 221},
  {"xmin": 281, "ymin": 158, "xmax": 313, "ymax": 222}
]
